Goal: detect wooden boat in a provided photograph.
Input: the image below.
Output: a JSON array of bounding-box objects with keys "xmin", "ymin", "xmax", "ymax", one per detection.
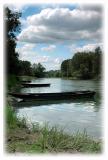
[
  {"xmin": 21, "ymin": 83, "xmax": 50, "ymax": 87},
  {"xmin": 21, "ymin": 80, "xmax": 31, "ymax": 83},
  {"xmin": 9, "ymin": 91, "xmax": 96, "ymax": 101}
]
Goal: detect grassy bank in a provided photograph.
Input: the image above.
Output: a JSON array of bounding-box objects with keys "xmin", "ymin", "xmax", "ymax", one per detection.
[
  {"xmin": 7, "ymin": 74, "xmax": 21, "ymax": 92},
  {"xmin": 7, "ymin": 75, "xmax": 35, "ymax": 92},
  {"xmin": 6, "ymin": 105, "xmax": 102, "ymax": 154}
]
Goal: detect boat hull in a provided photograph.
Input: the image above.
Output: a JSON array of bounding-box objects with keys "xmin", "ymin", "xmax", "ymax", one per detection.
[
  {"xmin": 9, "ymin": 91, "xmax": 96, "ymax": 101},
  {"xmin": 21, "ymin": 83, "xmax": 50, "ymax": 87}
]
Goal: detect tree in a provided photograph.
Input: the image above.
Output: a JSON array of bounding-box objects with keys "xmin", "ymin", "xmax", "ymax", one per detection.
[
  {"xmin": 79, "ymin": 64, "xmax": 89, "ymax": 79},
  {"xmin": 45, "ymin": 70, "xmax": 61, "ymax": 77},
  {"xmin": 19, "ymin": 60, "xmax": 32, "ymax": 76},
  {"xmin": 61, "ymin": 47, "xmax": 102, "ymax": 79},
  {"xmin": 92, "ymin": 47, "xmax": 102, "ymax": 77},
  {"xmin": 61, "ymin": 59, "xmax": 71, "ymax": 77},
  {"xmin": 32, "ymin": 63, "xmax": 46, "ymax": 78},
  {"xmin": 5, "ymin": 7, "xmax": 21, "ymax": 74}
]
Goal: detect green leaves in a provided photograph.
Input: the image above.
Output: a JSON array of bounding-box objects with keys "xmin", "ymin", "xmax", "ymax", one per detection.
[{"xmin": 61, "ymin": 47, "xmax": 102, "ymax": 79}]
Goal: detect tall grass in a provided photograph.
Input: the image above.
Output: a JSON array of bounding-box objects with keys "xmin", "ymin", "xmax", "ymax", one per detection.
[
  {"xmin": 6, "ymin": 105, "xmax": 18, "ymax": 128},
  {"xmin": 35, "ymin": 123, "xmax": 101, "ymax": 153},
  {"xmin": 6, "ymin": 105, "xmax": 102, "ymax": 153},
  {"xmin": 6, "ymin": 105, "xmax": 27, "ymax": 129}
]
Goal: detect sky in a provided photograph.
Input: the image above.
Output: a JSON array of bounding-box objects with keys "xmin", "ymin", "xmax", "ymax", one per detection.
[{"xmin": 8, "ymin": 3, "xmax": 103, "ymax": 71}]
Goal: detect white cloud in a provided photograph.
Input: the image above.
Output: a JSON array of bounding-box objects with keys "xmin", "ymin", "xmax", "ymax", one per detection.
[
  {"xmin": 16, "ymin": 43, "xmax": 37, "ymax": 62},
  {"xmin": 69, "ymin": 43, "xmax": 103, "ymax": 53},
  {"xmin": 43, "ymin": 57, "xmax": 63, "ymax": 70},
  {"xmin": 41, "ymin": 45, "xmax": 56, "ymax": 52},
  {"xmin": 16, "ymin": 43, "xmax": 50, "ymax": 64},
  {"xmin": 21, "ymin": 43, "xmax": 36, "ymax": 51},
  {"xmin": 16, "ymin": 42, "xmax": 63, "ymax": 70},
  {"xmin": 6, "ymin": 4, "xmax": 28, "ymax": 12},
  {"xmin": 78, "ymin": 5, "xmax": 102, "ymax": 12},
  {"xmin": 54, "ymin": 58, "xmax": 61, "ymax": 64},
  {"xmin": 17, "ymin": 43, "xmax": 36, "ymax": 56},
  {"xmin": 34, "ymin": 56, "xmax": 49, "ymax": 63},
  {"xmin": 18, "ymin": 6, "xmax": 102, "ymax": 44}
]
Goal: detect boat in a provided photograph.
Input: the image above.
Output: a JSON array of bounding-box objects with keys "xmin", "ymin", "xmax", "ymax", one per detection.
[
  {"xmin": 21, "ymin": 83, "xmax": 50, "ymax": 87},
  {"xmin": 21, "ymin": 80, "xmax": 31, "ymax": 83},
  {"xmin": 9, "ymin": 91, "xmax": 96, "ymax": 101}
]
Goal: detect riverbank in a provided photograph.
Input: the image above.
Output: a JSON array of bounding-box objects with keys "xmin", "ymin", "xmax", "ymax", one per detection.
[
  {"xmin": 61, "ymin": 76, "xmax": 101, "ymax": 81},
  {"xmin": 7, "ymin": 75, "xmax": 36, "ymax": 92},
  {"xmin": 6, "ymin": 105, "xmax": 102, "ymax": 154}
]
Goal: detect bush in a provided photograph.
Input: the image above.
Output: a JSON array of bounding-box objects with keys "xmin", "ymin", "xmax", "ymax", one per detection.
[{"xmin": 7, "ymin": 74, "xmax": 19, "ymax": 90}]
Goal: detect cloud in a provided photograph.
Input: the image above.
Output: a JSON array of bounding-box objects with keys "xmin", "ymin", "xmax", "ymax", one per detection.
[
  {"xmin": 78, "ymin": 4, "xmax": 102, "ymax": 12},
  {"xmin": 69, "ymin": 43, "xmax": 103, "ymax": 53},
  {"xmin": 54, "ymin": 58, "xmax": 61, "ymax": 64},
  {"xmin": 16, "ymin": 43, "xmax": 37, "ymax": 62},
  {"xmin": 16, "ymin": 43, "xmax": 51, "ymax": 64},
  {"xmin": 6, "ymin": 4, "xmax": 28, "ymax": 12},
  {"xmin": 41, "ymin": 45, "xmax": 56, "ymax": 52},
  {"xmin": 17, "ymin": 43, "xmax": 36, "ymax": 56},
  {"xmin": 34, "ymin": 56, "xmax": 49, "ymax": 63},
  {"xmin": 18, "ymin": 6, "xmax": 102, "ymax": 44},
  {"xmin": 16, "ymin": 42, "xmax": 63, "ymax": 70},
  {"xmin": 43, "ymin": 57, "xmax": 63, "ymax": 70}
]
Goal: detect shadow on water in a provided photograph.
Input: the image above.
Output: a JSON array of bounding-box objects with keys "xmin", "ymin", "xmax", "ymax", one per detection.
[
  {"xmin": 13, "ymin": 78, "xmax": 102, "ymax": 112},
  {"xmin": 13, "ymin": 79, "xmax": 102, "ymax": 139},
  {"xmin": 13, "ymin": 97, "xmax": 100, "ymax": 112}
]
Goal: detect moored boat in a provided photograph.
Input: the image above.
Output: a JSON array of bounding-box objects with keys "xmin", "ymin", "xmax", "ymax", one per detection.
[
  {"xmin": 21, "ymin": 80, "xmax": 31, "ymax": 83},
  {"xmin": 9, "ymin": 91, "xmax": 96, "ymax": 101},
  {"xmin": 21, "ymin": 83, "xmax": 50, "ymax": 87}
]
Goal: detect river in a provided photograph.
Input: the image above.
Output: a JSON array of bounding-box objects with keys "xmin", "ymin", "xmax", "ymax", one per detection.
[{"xmin": 15, "ymin": 78, "xmax": 103, "ymax": 139}]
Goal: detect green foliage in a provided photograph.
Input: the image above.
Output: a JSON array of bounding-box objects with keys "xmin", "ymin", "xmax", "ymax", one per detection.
[
  {"xmin": 5, "ymin": 7, "xmax": 21, "ymax": 37},
  {"xmin": 6, "ymin": 105, "xmax": 18, "ymax": 128},
  {"xmin": 45, "ymin": 70, "xmax": 61, "ymax": 77},
  {"xmin": 61, "ymin": 47, "xmax": 102, "ymax": 79},
  {"xmin": 6, "ymin": 105, "xmax": 27, "ymax": 129},
  {"xmin": 5, "ymin": 7, "xmax": 21, "ymax": 75},
  {"xmin": 61, "ymin": 59, "xmax": 72, "ymax": 77},
  {"xmin": 7, "ymin": 74, "xmax": 19, "ymax": 90},
  {"xmin": 19, "ymin": 60, "xmax": 32, "ymax": 76},
  {"xmin": 33, "ymin": 123, "xmax": 101, "ymax": 153},
  {"xmin": 32, "ymin": 63, "xmax": 46, "ymax": 78},
  {"xmin": 5, "ymin": 8, "xmax": 47, "ymax": 78},
  {"xmin": 6, "ymin": 106, "xmax": 101, "ymax": 153}
]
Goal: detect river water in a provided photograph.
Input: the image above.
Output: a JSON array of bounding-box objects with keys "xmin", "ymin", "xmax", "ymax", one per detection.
[{"xmin": 16, "ymin": 78, "xmax": 103, "ymax": 139}]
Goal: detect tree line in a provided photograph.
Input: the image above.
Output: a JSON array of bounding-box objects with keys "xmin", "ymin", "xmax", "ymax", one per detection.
[
  {"xmin": 5, "ymin": 7, "xmax": 102, "ymax": 82},
  {"xmin": 5, "ymin": 7, "xmax": 46, "ymax": 79},
  {"xmin": 5, "ymin": 7, "xmax": 62, "ymax": 79},
  {"xmin": 61, "ymin": 47, "xmax": 102, "ymax": 79}
]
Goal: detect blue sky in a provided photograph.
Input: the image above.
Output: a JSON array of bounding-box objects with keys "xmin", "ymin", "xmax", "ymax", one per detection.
[{"xmin": 9, "ymin": 3, "xmax": 103, "ymax": 71}]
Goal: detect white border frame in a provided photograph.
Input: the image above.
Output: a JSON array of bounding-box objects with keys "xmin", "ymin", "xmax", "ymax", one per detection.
[{"xmin": 0, "ymin": 0, "xmax": 108, "ymax": 160}]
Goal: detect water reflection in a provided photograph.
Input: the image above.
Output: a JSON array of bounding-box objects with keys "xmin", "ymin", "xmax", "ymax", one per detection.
[
  {"xmin": 17, "ymin": 100, "xmax": 102, "ymax": 139},
  {"xmin": 15, "ymin": 98, "xmax": 100, "ymax": 112},
  {"xmin": 16, "ymin": 78, "xmax": 102, "ymax": 138}
]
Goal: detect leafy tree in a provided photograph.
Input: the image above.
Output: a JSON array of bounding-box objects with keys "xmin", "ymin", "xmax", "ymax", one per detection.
[
  {"xmin": 79, "ymin": 64, "xmax": 89, "ymax": 79},
  {"xmin": 19, "ymin": 60, "xmax": 32, "ymax": 76},
  {"xmin": 92, "ymin": 47, "xmax": 102, "ymax": 77},
  {"xmin": 46, "ymin": 70, "xmax": 61, "ymax": 77},
  {"xmin": 5, "ymin": 7, "xmax": 21, "ymax": 74},
  {"xmin": 61, "ymin": 47, "xmax": 102, "ymax": 79},
  {"xmin": 32, "ymin": 63, "xmax": 46, "ymax": 78},
  {"xmin": 61, "ymin": 59, "xmax": 71, "ymax": 77}
]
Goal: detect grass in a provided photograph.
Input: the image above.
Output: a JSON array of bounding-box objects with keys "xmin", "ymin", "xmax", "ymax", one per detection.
[
  {"xmin": 6, "ymin": 105, "xmax": 102, "ymax": 154},
  {"xmin": 7, "ymin": 75, "xmax": 20, "ymax": 91},
  {"xmin": 6, "ymin": 105, "xmax": 27, "ymax": 129}
]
